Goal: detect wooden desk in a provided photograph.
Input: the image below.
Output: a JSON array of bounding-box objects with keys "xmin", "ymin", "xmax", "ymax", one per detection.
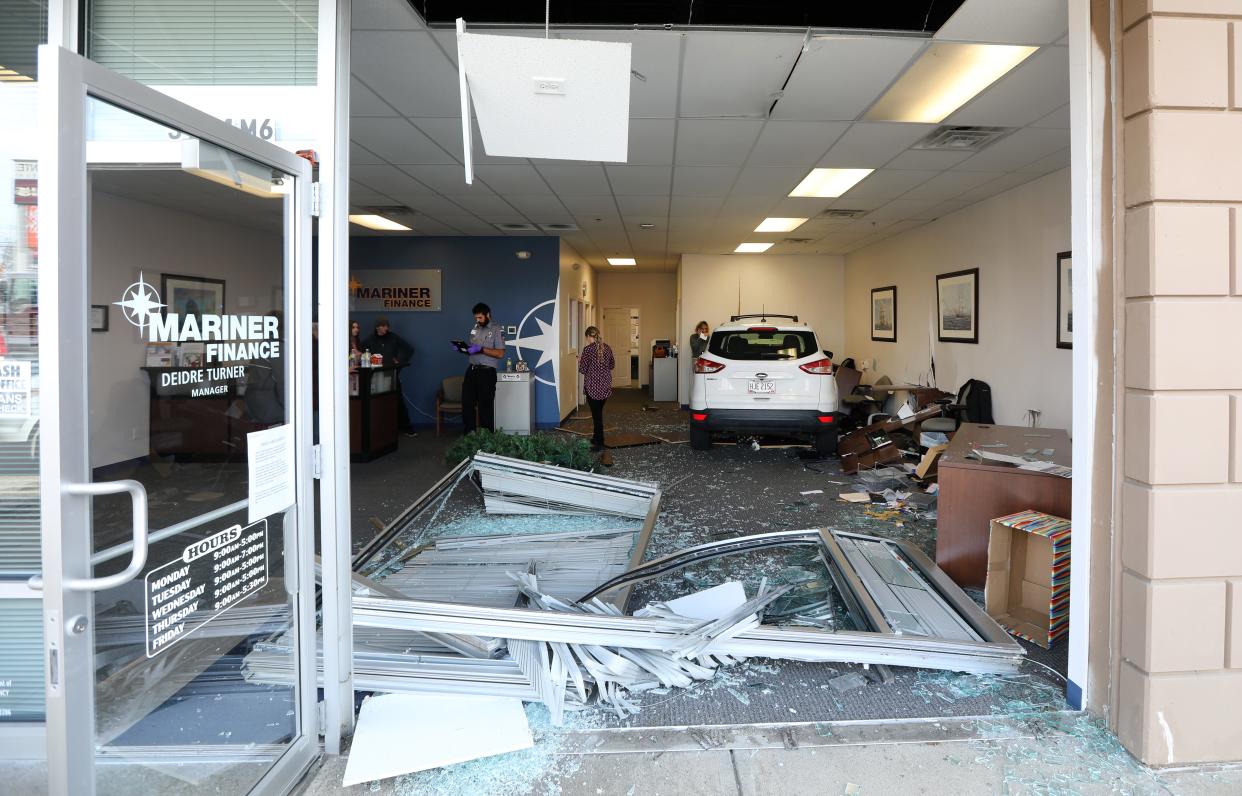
[
  {"xmin": 349, "ymin": 364, "xmax": 404, "ymax": 462},
  {"xmin": 936, "ymin": 423, "xmax": 1071, "ymax": 587}
]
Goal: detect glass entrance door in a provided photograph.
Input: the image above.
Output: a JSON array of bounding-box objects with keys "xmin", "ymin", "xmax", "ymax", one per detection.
[{"xmin": 38, "ymin": 47, "xmax": 317, "ymax": 795}]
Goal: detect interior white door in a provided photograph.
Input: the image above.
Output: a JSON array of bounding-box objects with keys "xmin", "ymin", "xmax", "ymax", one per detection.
[
  {"xmin": 37, "ymin": 46, "xmax": 318, "ymax": 796},
  {"xmin": 600, "ymin": 307, "xmax": 631, "ymax": 388}
]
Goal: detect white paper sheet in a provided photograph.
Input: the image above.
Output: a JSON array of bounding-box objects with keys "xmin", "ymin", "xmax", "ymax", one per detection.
[
  {"xmin": 342, "ymin": 693, "xmax": 533, "ymax": 786},
  {"xmin": 247, "ymin": 423, "xmax": 295, "ymax": 523},
  {"xmin": 664, "ymin": 581, "xmax": 748, "ymax": 621}
]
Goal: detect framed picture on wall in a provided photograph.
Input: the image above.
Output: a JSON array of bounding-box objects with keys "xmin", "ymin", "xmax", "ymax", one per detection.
[
  {"xmin": 90, "ymin": 305, "xmax": 109, "ymax": 332},
  {"xmin": 870, "ymin": 286, "xmax": 897, "ymax": 342},
  {"xmin": 162, "ymin": 273, "xmax": 225, "ymax": 320},
  {"xmin": 1056, "ymin": 251, "xmax": 1073, "ymax": 349},
  {"xmin": 936, "ymin": 268, "xmax": 979, "ymax": 344}
]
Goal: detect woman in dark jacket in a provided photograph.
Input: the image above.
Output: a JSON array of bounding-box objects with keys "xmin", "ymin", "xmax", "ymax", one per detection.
[
  {"xmin": 577, "ymin": 326, "xmax": 615, "ymax": 454},
  {"xmin": 690, "ymin": 320, "xmax": 710, "ymax": 358}
]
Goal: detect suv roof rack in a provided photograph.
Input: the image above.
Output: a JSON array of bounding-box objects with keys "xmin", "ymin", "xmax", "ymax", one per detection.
[{"xmin": 729, "ymin": 313, "xmax": 798, "ymax": 323}]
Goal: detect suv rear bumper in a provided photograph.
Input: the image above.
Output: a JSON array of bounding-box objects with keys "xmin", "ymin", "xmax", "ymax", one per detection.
[{"xmin": 689, "ymin": 408, "xmax": 841, "ymax": 435}]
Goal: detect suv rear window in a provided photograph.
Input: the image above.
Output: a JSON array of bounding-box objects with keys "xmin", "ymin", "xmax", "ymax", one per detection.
[{"xmin": 708, "ymin": 329, "xmax": 819, "ymax": 360}]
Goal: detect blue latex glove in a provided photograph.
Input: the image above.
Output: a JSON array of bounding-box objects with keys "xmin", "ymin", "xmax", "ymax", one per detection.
[{"xmin": 467, "ymin": 344, "xmax": 483, "ymax": 355}]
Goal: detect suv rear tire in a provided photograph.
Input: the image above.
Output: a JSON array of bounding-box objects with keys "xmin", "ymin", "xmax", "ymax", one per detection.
[
  {"xmin": 690, "ymin": 427, "xmax": 712, "ymax": 451},
  {"xmin": 814, "ymin": 429, "xmax": 838, "ymax": 457}
]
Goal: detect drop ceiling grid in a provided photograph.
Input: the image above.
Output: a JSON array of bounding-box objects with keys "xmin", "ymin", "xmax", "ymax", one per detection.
[{"xmin": 347, "ymin": 1, "xmax": 1069, "ymax": 268}]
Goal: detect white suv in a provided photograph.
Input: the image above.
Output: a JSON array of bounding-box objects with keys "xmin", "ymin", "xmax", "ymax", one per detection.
[{"xmin": 689, "ymin": 314, "xmax": 840, "ymax": 454}]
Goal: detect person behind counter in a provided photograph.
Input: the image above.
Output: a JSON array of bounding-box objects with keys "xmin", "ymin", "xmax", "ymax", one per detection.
[
  {"xmin": 349, "ymin": 319, "xmax": 364, "ymax": 358},
  {"xmin": 578, "ymin": 326, "xmax": 615, "ymax": 463},
  {"xmin": 364, "ymin": 316, "xmax": 416, "ymax": 437},
  {"xmin": 690, "ymin": 320, "xmax": 710, "ymax": 358},
  {"xmin": 456, "ymin": 302, "xmax": 505, "ymax": 433}
]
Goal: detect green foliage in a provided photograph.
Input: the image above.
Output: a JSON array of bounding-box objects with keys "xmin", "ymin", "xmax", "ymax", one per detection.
[{"xmin": 445, "ymin": 429, "xmax": 595, "ymax": 471}]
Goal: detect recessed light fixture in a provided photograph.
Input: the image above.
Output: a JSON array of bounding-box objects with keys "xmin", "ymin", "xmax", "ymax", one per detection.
[
  {"xmin": 515, "ymin": 250, "xmax": 532, "ymax": 260},
  {"xmin": 348, "ymin": 214, "xmax": 412, "ymax": 231},
  {"xmin": 735, "ymin": 243, "xmax": 773, "ymax": 253},
  {"xmin": 639, "ymin": 223, "xmax": 656, "ymax": 230},
  {"xmin": 788, "ymin": 169, "xmax": 873, "ymax": 198},
  {"xmin": 755, "ymin": 217, "xmax": 808, "ymax": 233},
  {"xmin": 865, "ymin": 42, "xmax": 1038, "ymax": 124},
  {"xmin": 607, "ymin": 257, "xmax": 636, "ymax": 266}
]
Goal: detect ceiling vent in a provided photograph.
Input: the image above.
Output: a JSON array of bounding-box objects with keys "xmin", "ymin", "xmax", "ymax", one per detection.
[
  {"xmin": 820, "ymin": 209, "xmax": 867, "ymax": 220},
  {"xmin": 911, "ymin": 125, "xmax": 1014, "ymax": 152},
  {"xmin": 537, "ymin": 222, "xmax": 580, "ymax": 232},
  {"xmin": 362, "ymin": 205, "xmax": 415, "ymax": 217},
  {"xmin": 783, "ymin": 237, "xmax": 814, "ymax": 244},
  {"xmin": 493, "ymin": 222, "xmax": 538, "ymax": 232}
]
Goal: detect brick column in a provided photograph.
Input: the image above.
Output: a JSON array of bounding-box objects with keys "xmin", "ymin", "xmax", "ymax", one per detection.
[{"xmin": 1119, "ymin": 0, "xmax": 1242, "ymax": 765}]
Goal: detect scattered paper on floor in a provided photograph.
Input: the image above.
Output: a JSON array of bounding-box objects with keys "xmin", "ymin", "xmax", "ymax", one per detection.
[{"xmin": 342, "ymin": 693, "xmax": 533, "ymax": 786}]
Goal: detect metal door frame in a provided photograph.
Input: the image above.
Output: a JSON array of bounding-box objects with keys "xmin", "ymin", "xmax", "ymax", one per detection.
[{"xmin": 37, "ymin": 44, "xmax": 318, "ymax": 796}]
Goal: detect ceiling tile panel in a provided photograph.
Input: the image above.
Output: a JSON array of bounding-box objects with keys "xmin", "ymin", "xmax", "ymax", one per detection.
[
  {"xmin": 352, "ymin": 164, "xmax": 437, "ymax": 197},
  {"xmin": 935, "ymin": 0, "xmax": 1068, "ymax": 45},
  {"xmin": 733, "ymin": 167, "xmax": 810, "ymax": 197},
  {"xmin": 883, "ymin": 148, "xmax": 973, "ymax": 170},
  {"xmin": 674, "ymin": 119, "xmax": 765, "ymax": 166},
  {"xmin": 473, "ymin": 165, "xmax": 553, "ymax": 195},
  {"xmin": 442, "ymin": 194, "xmax": 520, "ymax": 216},
  {"xmin": 955, "ymin": 172, "xmax": 1040, "ymax": 203},
  {"xmin": 956, "ymin": 126, "xmax": 1067, "ymax": 171},
  {"xmin": 409, "ymin": 118, "xmax": 528, "ymax": 166},
  {"xmin": 505, "ymin": 195, "xmax": 573, "ymax": 219},
  {"xmin": 774, "ymin": 36, "xmax": 925, "ymax": 121},
  {"xmin": 351, "ymin": 77, "xmax": 397, "ymax": 116},
  {"xmin": 352, "ymin": 117, "xmax": 456, "ymax": 165},
  {"xmin": 901, "ymin": 170, "xmax": 1007, "ymax": 200},
  {"xmin": 399, "ymin": 164, "xmax": 491, "ymax": 194},
  {"xmin": 628, "ymin": 118, "xmax": 676, "ymax": 164},
  {"xmin": 563, "ymin": 195, "xmax": 623, "ymax": 214},
  {"xmin": 946, "ymin": 46, "xmax": 1069, "ymax": 127},
  {"xmin": 671, "ymin": 196, "xmax": 726, "ymax": 217},
  {"xmin": 1031, "ymin": 103, "xmax": 1070, "ymax": 129},
  {"xmin": 835, "ymin": 169, "xmax": 938, "ymax": 200},
  {"xmin": 819, "ymin": 123, "xmax": 938, "ymax": 168},
  {"xmin": 563, "ymin": 30, "xmax": 682, "ymax": 118},
  {"xmin": 680, "ymin": 32, "xmax": 804, "ymax": 118},
  {"xmin": 350, "ymin": 142, "xmax": 386, "ymax": 165},
  {"xmin": 766, "ymin": 197, "xmax": 836, "ymax": 217},
  {"xmin": 1016, "ymin": 147, "xmax": 1071, "ymax": 174},
  {"xmin": 353, "ymin": 0, "xmax": 426, "ymax": 30},
  {"xmin": 352, "ymin": 31, "xmax": 461, "ymax": 117},
  {"xmin": 673, "ymin": 166, "xmax": 740, "ymax": 196},
  {"xmin": 349, "ymin": 180, "xmax": 396, "ymax": 206},
  {"xmin": 746, "ymin": 121, "xmax": 849, "ymax": 166},
  {"xmin": 605, "ymin": 165, "xmax": 673, "ymax": 195},
  {"xmin": 534, "ymin": 164, "xmax": 611, "ymax": 195},
  {"xmin": 616, "ymin": 195, "xmax": 671, "ymax": 216}
]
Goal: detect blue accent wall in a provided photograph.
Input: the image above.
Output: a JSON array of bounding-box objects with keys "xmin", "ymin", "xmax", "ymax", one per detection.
[{"xmin": 348, "ymin": 236, "xmax": 561, "ymax": 429}]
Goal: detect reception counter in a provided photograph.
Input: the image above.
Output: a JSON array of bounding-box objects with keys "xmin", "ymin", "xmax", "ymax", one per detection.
[{"xmin": 350, "ymin": 364, "xmax": 405, "ymax": 462}]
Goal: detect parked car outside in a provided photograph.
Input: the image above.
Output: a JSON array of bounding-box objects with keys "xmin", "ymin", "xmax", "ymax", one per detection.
[{"xmin": 688, "ymin": 314, "xmax": 840, "ymax": 455}]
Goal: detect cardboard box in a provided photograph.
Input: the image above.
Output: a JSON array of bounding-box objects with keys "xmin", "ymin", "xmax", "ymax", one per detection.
[{"xmin": 984, "ymin": 509, "xmax": 1071, "ymax": 648}]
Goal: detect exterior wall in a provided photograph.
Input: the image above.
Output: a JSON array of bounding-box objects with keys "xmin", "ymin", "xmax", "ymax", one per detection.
[
  {"xmin": 596, "ymin": 271, "xmax": 678, "ymax": 387},
  {"xmin": 843, "ymin": 169, "xmax": 1072, "ymax": 430},
  {"xmin": 1116, "ymin": 0, "xmax": 1242, "ymax": 765}
]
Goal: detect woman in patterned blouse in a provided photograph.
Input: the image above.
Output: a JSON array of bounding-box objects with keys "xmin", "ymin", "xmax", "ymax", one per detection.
[{"xmin": 578, "ymin": 326, "xmax": 615, "ymax": 453}]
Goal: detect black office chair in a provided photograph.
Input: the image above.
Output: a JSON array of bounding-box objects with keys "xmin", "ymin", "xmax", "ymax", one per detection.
[{"xmin": 923, "ymin": 379, "xmax": 994, "ymax": 435}]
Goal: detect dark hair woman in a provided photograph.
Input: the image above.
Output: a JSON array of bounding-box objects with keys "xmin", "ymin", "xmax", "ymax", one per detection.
[
  {"xmin": 577, "ymin": 326, "xmax": 615, "ymax": 455},
  {"xmin": 349, "ymin": 319, "xmax": 364, "ymax": 355}
]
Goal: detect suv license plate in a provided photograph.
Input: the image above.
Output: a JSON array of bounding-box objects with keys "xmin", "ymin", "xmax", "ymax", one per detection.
[{"xmin": 748, "ymin": 380, "xmax": 775, "ymax": 394}]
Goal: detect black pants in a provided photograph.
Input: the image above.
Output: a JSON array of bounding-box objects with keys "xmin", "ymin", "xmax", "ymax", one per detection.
[
  {"xmin": 587, "ymin": 396, "xmax": 607, "ymax": 448},
  {"xmin": 462, "ymin": 364, "xmax": 497, "ymax": 433}
]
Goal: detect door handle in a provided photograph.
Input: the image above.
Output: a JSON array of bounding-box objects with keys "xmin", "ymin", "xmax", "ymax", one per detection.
[{"xmin": 61, "ymin": 480, "xmax": 150, "ymax": 592}]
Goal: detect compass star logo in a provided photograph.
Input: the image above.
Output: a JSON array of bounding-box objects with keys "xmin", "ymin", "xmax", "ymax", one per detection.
[
  {"xmin": 114, "ymin": 272, "xmax": 166, "ymax": 334},
  {"xmin": 510, "ymin": 297, "xmax": 559, "ymax": 388}
]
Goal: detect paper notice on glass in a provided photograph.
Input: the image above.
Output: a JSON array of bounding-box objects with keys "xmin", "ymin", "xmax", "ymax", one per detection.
[
  {"xmin": 247, "ymin": 424, "xmax": 295, "ymax": 523},
  {"xmin": 0, "ymin": 359, "xmax": 32, "ymax": 417}
]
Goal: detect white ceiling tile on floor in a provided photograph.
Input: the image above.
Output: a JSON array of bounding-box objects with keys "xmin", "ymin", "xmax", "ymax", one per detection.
[
  {"xmin": 472, "ymin": 165, "xmax": 553, "ymax": 195},
  {"xmin": 1016, "ymin": 147, "xmax": 1071, "ymax": 174},
  {"xmin": 746, "ymin": 121, "xmax": 850, "ymax": 166},
  {"xmin": 673, "ymin": 166, "xmax": 740, "ymax": 196},
  {"xmin": 956, "ymin": 126, "xmax": 1068, "ymax": 171},
  {"xmin": 351, "ymin": 142, "xmax": 386, "ymax": 165},
  {"xmin": 773, "ymin": 36, "xmax": 924, "ymax": 121},
  {"xmin": 533, "ymin": 164, "xmax": 611, "ymax": 195},
  {"xmin": 563, "ymin": 195, "xmax": 622, "ymax": 214},
  {"xmin": 562, "ymin": 30, "xmax": 682, "ymax": 118},
  {"xmin": 352, "ymin": 31, "xmax": 462, "ymax": 117},
  {"xmin": 946, "ymin": 46, "xmax": 1069, "ymax": 128},
  {"xmin": 401, "ymin": 164, "xmax": 493, "ymax": 194},
  {"xmin": 679, "ymin": 31, "xmax": 804, "ymax": 118},
  {"xmin": 670, "ymin": 195, "xmax": 726, "ymax": 217},
  {"xmin": 352, "ymin": 117, "xmax": 457, "ymax": 165},
  {"xmin": 836, "ymin": 169, "xmax": 938, "ymax": 200},
  {"xmin": 352, "ymin": 164, "xmax": 437, "ymax": 197},
  {"xmin": 883, "ymin": 148, "xmax": 973, "ymax": 171},
  {"xmin": 605, "ymin": 165, "xmax": 673, "ymax": 195},
  {"xmin": 1031, "ymin": 103, "xmax": 1070, "ymax": 129},
  {"xmin": 615, "ymin": 195, "xmax": 670, "ymax": 216},
  {"xmin": 935, "ymin": 0, "xmax": 1068, "ymax": 45},
  {"xmin": 732, "ymin": 166, "xmax": 810, "ymax": 197},
  {"xmin": 819, "ymin": 122, "xmax": 938, "ymax": 168},
  {"xmin": 674, "ymin": 119, "xmax": 765, "ymax": 166},
  {"xmin": 352, "ymin": 0, "xmax": 426, "ymax": 30},
  {"xmin": 955, "ymin": 171, "xmax": 1040, "ymax": 204},
  {"xmin": 505, "ymin": 195, "xmax": 573, "ymax": 220},
  {"xmin": 901, "ymin": 170, "xmax": 1007, "ymax": 201},
  {"xmin": 628, "ymin": 118, "xmax": 676, "ymax": 165},
  {"xmin": 351, "ymin": 77, "xmax": 398, "ymax": 116}
]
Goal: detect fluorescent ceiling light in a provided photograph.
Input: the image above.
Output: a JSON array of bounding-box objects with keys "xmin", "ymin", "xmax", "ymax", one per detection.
[
  {"xmin": 735, "ymin": 243, "xmax": 773, "ymax": 253},
  {"xmin": 865, "ymin": 43, "xmax": 1038, "ymax": 124},
  {"xmin": 788, "ymin": 169, "xmax": 873, "ymax": 198},
  {"xmin": 350, "ymin": 214, "xmax": 412, "ymax": 231},
  {"xmin": 607, "ymin": 257, "xmax": 636, "ymax": 266},
  {"xmin": 755, "ymin": 217, "xmax": 808, "ymax": 233}
]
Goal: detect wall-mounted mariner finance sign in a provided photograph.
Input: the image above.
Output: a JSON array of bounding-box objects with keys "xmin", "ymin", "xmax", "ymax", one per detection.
[{"xmin": 117, "ymin": 272, "xmax": 280, "ymax": 396}]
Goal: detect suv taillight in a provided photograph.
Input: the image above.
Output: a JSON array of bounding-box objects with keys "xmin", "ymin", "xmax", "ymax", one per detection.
[
  {"xmin": 694, "ymin": 357, "xmax": 725, "ymax": 374},
  {"xmin": 799, "ymin": 358, "xmax": 833, "ymax": 375}
]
